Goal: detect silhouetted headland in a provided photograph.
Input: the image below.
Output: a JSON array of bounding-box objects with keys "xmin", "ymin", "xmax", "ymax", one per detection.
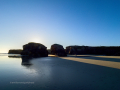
[
  {"xmin": 21, "ymin": 42, "xmax": 48, "ymax": 57},
  {"xmin": 8, "ymin": 55, "xmax": 21, "ymax": 58},
  {"xmin": 51, "ymin": 44, "xmax": 67, "ymax": 56},
  {"xmin": 47, "ymin": 49, "xmax": 51, "ymax": 54},
  {"xmin": 8, "ymin": 42, "xmax": 120, "ymax": 56},
  {"xmin": 66, "ymin": 45, "xmax": 120, "ymax": 56},
  {"xmin": 8, "ymin": 49, "xmax": 22, "ymax": 54}
]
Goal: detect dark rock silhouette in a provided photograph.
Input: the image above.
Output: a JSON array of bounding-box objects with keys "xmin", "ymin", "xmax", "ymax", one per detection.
[
  {"xmin": 51, "ymin": 44, "xmax": 67, "ymax": 56},
  {"xmin": 114, "ymin": 52, "xmax": 120, "ymax": 56},
  {"xmin": 66, "ymin": 46, "xmax": 88, "ymax": 55},
  {"xmin": 8, "ymin": 56, "xmax": 21, "ymax": 58},
  {"xmin": 8, "ymin": 49, "xmax": 23, "ymax": 54},
  {"xmin": 66, "ymin": 46, "xmax": 120, "ymax": 56},
  {"xmin": 21, "ymin": 42, "xmax": 48, "ymax": 57},
  {"xmin": 47, "ymin": 49, "xmax": 51, "ymax": 54}
]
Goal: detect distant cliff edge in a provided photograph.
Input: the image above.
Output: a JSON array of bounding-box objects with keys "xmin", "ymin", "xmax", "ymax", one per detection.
[
  {"xmin": 8, "ymin": 49, "xmax": 23, "ymax": 54},
  {"xmin": 66, "ymin": 46, "xmax": 120, "ymax": 56}
]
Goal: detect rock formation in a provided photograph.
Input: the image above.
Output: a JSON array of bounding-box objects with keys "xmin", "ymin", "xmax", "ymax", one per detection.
[
  {"xmin": 8, "ymin": 49, "xmax": 23, "ymax": 54},
  {"xmin": 66, "ymin": 46, "xmax": 88, "ymax": 55},
  {"xmin": 47, "ymin": 49, "xmax": 51, "ymax": 54},
  {"xmin": 51, "ymin": 44, "xmax": 67, "ymax": 56},
  {"xmin": 21, "ymin": 42, "xmax": 48, "ymax": 57},
  {"xmin": 66, "ymin": 46, "xmax": 120, "ymax": 56}
]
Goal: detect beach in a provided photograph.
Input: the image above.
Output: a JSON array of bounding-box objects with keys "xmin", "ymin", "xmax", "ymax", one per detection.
[{"xmin": 0, "ymin": 54, "xmax": 120, "ymax": 90}]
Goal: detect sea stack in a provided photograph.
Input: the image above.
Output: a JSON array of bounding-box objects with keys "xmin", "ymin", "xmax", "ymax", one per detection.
[
  {"xmin": 21, "ymin": 42, "xmax": 48, "ymax": 57},
  {"xmin": 51, "ymin": 44, "xmax": 67, "ymax": 56}
]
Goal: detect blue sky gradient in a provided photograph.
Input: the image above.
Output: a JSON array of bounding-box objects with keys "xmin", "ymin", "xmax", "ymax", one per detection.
[{"xmin": 0, "ymin": 0, "xmax": 120, "ymax": 53}]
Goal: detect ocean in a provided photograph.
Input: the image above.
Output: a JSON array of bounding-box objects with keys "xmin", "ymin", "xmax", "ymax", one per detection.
[{"xmin": 0, "ymin": 54, "xmax": 120, "ymax": 90}]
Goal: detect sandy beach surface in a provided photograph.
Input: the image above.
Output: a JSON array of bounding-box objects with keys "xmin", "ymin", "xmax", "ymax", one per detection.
[{"xmin": 0, "ymin": 54, "xmax": 120, "ymax": 90}]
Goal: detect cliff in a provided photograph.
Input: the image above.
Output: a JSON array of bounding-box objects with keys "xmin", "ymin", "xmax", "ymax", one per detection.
[
  {"xmin": 8, "ymin": 49, "xmax": 23, "ymax": 54},
  {"xmin": 21, "ymin": 42, "xmax": 48, "ymax": 57},
  {"xmin": 66, "ymin": 46, "xmax": 120, "ymax": 56}
]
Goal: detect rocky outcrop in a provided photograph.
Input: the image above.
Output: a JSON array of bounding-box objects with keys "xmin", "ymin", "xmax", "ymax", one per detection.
[
  {"xmin": 66, "ymin": 46, "xmax": 120, "ymax": 56},
  {"xmin": 51, "ymin": 44, "xmax": 67, "ymax": 56},
  {"xmin": 21, "ymin": 42, "xmax": 48, "ymax": 57},
  {"xmin": 8, "ymin": 49, "xmax": 23, "ymax": 54},
  {"xmin": 47, "ymin": 49, "xmax": 51, "ymax": 54},
  {"xmin": 8, "ymin": 56, "xmax": 21, "ymax": 58},
  {"xmin": 66, "ymin": 46, "xmax": 88, "ymax": 55}
]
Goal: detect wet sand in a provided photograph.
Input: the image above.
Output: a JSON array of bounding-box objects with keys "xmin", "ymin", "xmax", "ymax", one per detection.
[
  {"xmin": 0, "ymin": 54, "xmax": 120, "ymax": 90},
  {"xmin": 61, "ymin": 55, "xmax": 120, "ymax": 69}
]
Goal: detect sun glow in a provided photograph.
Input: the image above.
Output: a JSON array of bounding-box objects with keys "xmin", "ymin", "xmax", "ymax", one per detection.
[
  {"xmin": 31, "ymin": 38, "xmax": 41, "ymax": 43},
  {"xmin": 0, "ymin": 49, "xmax": 8, "ymax": 53}
]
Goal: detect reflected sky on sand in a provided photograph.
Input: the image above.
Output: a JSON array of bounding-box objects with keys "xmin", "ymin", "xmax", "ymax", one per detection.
[{"xmin": 0, "ymin": 54, "xmax": 120, "ymax": 90}]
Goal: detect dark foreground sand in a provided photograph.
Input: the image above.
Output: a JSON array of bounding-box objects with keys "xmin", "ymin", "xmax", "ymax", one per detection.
[
  {"xmin": 51, "ymin": 55, "xmax": 120, "ymax": 90},
  {"xmin": 61, "ymin": 55, "xmax": 120, "ymax": 69},
  {"xmin": 0, "ymin": 54, "xmax": 120, "ymax": 90}
]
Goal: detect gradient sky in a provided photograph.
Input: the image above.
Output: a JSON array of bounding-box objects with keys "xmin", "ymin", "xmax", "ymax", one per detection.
[{"xmin": 0, "ymin": 0, "xmax": 120, "ymax": 53}]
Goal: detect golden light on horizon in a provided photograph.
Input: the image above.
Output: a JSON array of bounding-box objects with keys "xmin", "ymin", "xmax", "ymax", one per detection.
[{"xmin": 0, "ymin": 49, "xmax": 8, "ymax": 53}]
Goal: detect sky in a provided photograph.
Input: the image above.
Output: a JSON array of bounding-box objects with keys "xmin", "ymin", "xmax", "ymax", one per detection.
[{"xmin": 0, "ymin": 0, "xmax": 120, "ymax": 53}]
